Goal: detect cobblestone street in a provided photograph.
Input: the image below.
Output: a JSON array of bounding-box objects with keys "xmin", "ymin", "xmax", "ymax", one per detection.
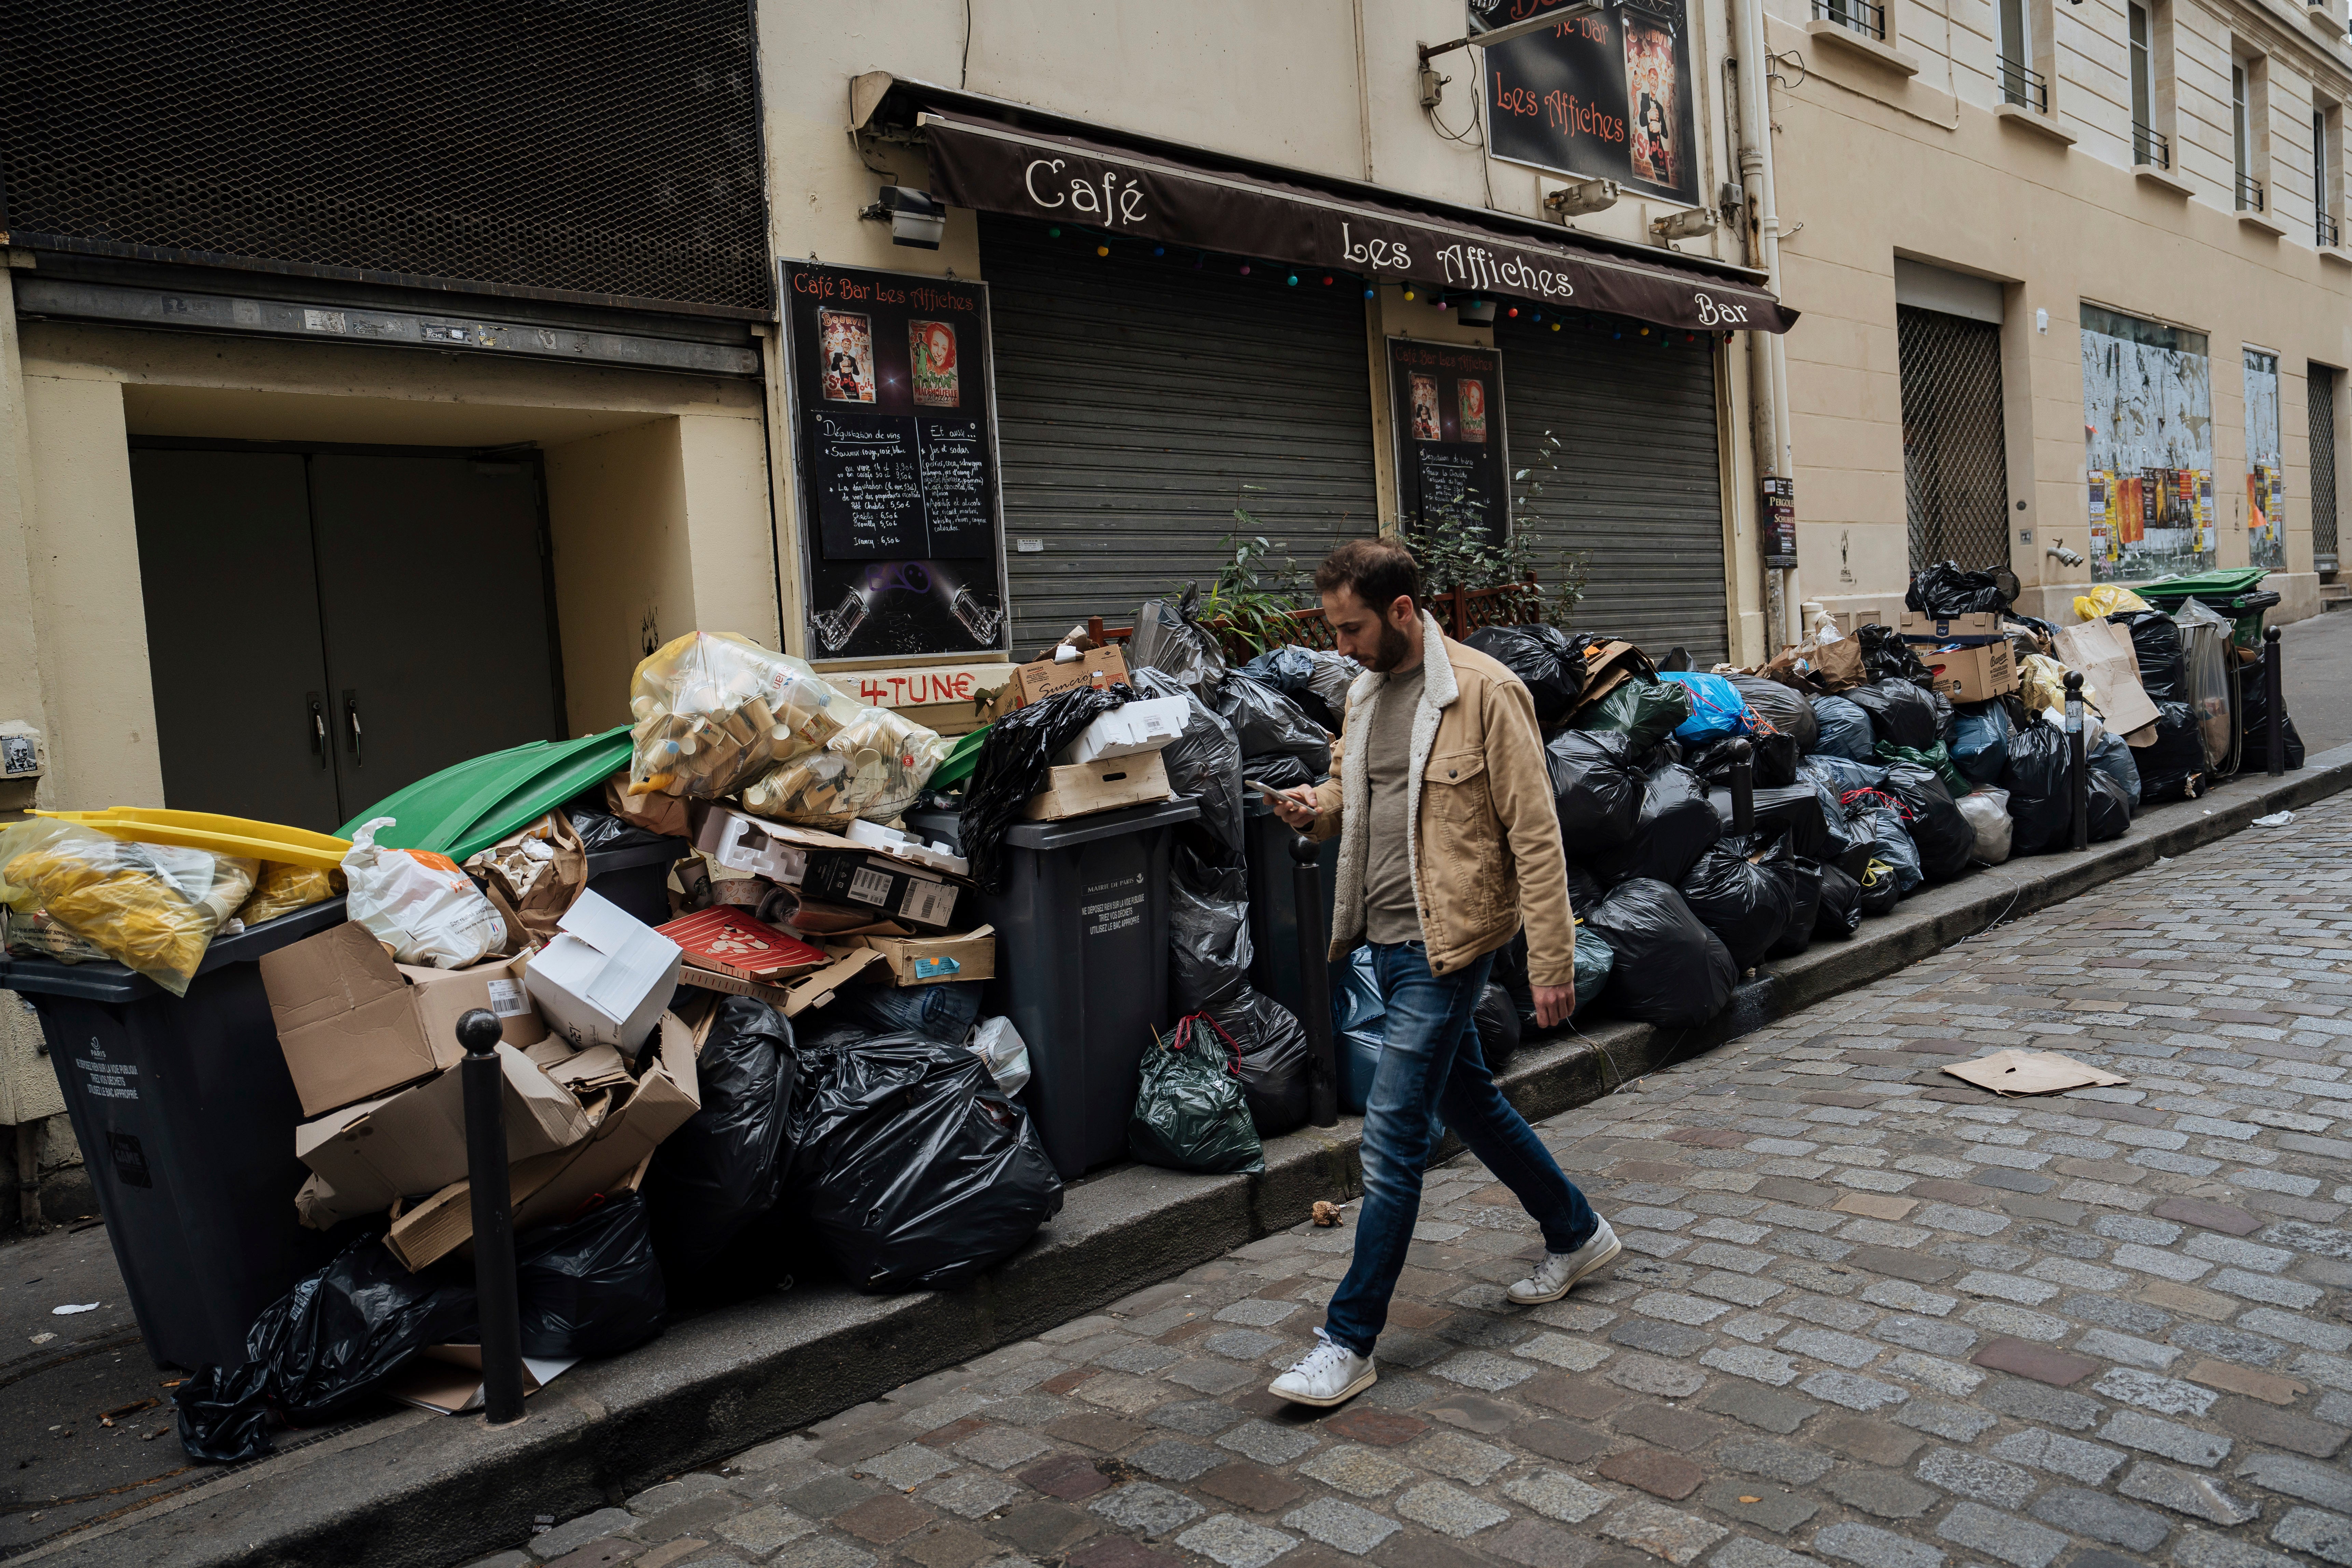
[{"xmin": 482, "ymin": 795, "xmax": 2352, "ymax": 1568}]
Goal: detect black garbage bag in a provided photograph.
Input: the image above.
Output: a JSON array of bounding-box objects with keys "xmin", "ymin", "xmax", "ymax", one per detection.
[
  {"xmin": 1171, "ymin": 844, "xmax": 1254, "ymax": 1014},
  {"xmin": 1565, "ymin": 860, "xmax": 1605, "ymax": 913},
  {"xmin": 1131, "ymin": 587, "xmax": 1227, "ymax": 694},
  {"xmin": 1810, "ymin": 695, "xmax": 1877, "ymax": 762},
  {"xmin": 1572, "ymin": 678, "xmax": 1693, "ymax": 750},
  {"xmin": 2086, "ymin": 771, "xmax": 2132, "ymax": 843},
  {"xmin": 1490, "ymin": 931, "xmax": 1536, "ymax": 1032},
  {"xmin": 1213, "ymin": 671, "xmax": 1332, "ymax": 776},
  {"xmin": 1133, "ymin": 668, "xmax": 1245, "ymax": 865},
  {"xmin": 1474, "ymin": 982, "xmax": 1522, "ymax": 1073},
  {"xmin": 1814, "ymin": 862, "xmax": 1863, "ymax": 940},
  {"xmin": 1545, "ymin": 729, "xmax": 1647, "ymax": 849},
  {"xmin": 1678, "ymin": 830, "xmax": 1796, "ymax": 971},
  {"xmin": 1589, "ymin": 763, "xmax": 1722, "ymax": 887},
  {"xmin": 1881, "ymin": 761, "xmax": 1973, "ymax": 880},
  {"xmin": 1846, "ymin": 678, "xmax": 1940, "ymax": 752},
  {"xmin": 820, "ymin": 980, "xmax": 983, "ymax": 1047},
  {"xmin": 1711, "ymin": 781, "xmax": 1835, "ymax": 864},
  {"xmin": 790, "ymin": 1034, "xmax": 1064, "ymax": 1291},
  {"xmin": 1856, "ymin": 857, "xmax": 1903, "ymax": 916},
  {"xmin": 563, "ymin": 804, "xmax": 674, "ymax": 854},
  {"xmin": 1692, "ymin": 732, "xmax": 1799, "ymax": 789},
  {"xmin": 964, "ymin": 685, "xmax": 1130, "ymax": 891},
  {"xmin": 247, "ymin": 1236, "xmax": 479, "ymax": 1428},
  {"xmin": 2112, "ymin": 610, "xmax": 2186, "ymax": 703},
  {"xmin": 1769, "ymin": 857, "xmax": 1825, "ymax": 959},
  {"xmin": 1849, "ymin": 800, "xmax": 1923, "ymax": 893},
  {"xmin": 1951, "ymin": 702, "xmax": 2013, "ymax": 786},
  {"xmin": 174, "ymin": 1361, "xmax": 274, "ymax": 1464},
  {"xmin": 645, "ymin": 995, "xmax": 797, "ymax": 1281},
  {"xmin": 1243, "ymin": 753, "xmax": 1315, "ymax": 792},
  {"xmin": 1467, "ymin": 624, "xmax": 1586, "ymax": 729},
  {"xmin": 1583, "ymin": 878, "xmax": 1738, "ymax": 1028},
  {"xmin": 515, "ymin": 1192, "xmax": 666, "ymax": 1360},
  {"xmin": 2137, "ymin": 701, "xmax": 2209, "ymax": 803},
  {"xmin": 2238, "ymin": 664, "xmax": 2306, "ymax": 772},
  {"xmin": 1856, "ymin": 624, "xmax": 1936, "ymax": 685},
  {"xmin": 2000, "ymin": 720, "xmax": 2072, "ymax": 857},
  {"xmin": 1240, "ymin": 645, "xmax": 1347, "ymax": 733},
  {"xmin": 1931, "ymin": 689, "xmax": 1958, "ymax": 747},
  {"xmin": 1907, "ymin": 561, "xmax": 2012, "ymax": 616},
  {"xmin": 1729, "ymin": 675, "xmax": 1819, "ymax": 755},
  {"xmin": 1209, "ymin": 988, "xmax": 1311, "ymax": 1138}
]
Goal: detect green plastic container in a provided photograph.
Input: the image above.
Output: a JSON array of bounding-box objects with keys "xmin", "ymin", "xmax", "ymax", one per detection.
[
  {"xmin": 338, "ymin": 726, "xmax": 632, "ymax": 861},
  {"xmin": 2136, "ymin": 569, "xmax": 2279, "ymax": 648}
]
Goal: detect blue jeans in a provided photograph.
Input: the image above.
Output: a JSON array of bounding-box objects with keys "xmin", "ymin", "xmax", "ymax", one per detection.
[{"xmin": 1322, "ymin": 941, "xmax": 1599, "ymax": 1356}]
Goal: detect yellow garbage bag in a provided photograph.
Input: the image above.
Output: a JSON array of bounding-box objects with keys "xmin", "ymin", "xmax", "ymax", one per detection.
[
  {"xmin": 233, "ymin": 861, "xmax": 345, "ymax": 929},
  {"xmin": 2018, "ymin": 653, "xmax": 2100, "ymax": 719},
  {"xmin": 0, "ymin": 821, "xmax": 255, "ymax": 995},
  {"xmin": 2072, "ymin": 585, "xmax": 2149, "ymax": 621}
]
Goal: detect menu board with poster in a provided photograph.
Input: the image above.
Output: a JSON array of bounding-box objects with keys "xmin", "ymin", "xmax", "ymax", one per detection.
[
  {"xmin": 1474, "ymin": 0, "xmax": 1702, "ymax": 209},
  {"xmin": 782, "ymin": 261, "xmax": 1010, "ymax": 660},
  {"xmin": 1389, "ymin": 340, "xmax": 1510, "ymax": 546}
]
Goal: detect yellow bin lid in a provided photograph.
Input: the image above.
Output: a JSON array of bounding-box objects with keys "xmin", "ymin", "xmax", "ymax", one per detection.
[{"xmin": 32, "ymin": 808, "xmax": 353, "ymax": 871}]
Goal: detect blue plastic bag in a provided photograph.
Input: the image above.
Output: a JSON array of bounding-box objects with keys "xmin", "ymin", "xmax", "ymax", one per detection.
[
  {"xmin": 1660, "ymin": 672, "xmax": 1755, "ymax": 744},
  {"xmin": 1573, "ymin": 925, "xmax": 1615, "ymax": 1014},
  {"xmin": 1951, "ymin": 704, "xmax": 2013, "ymax": 786},
  {"xmin": 2089, "ymin": 730, "xmax": 2142, "ymax": 812},
  {"xmin": 1800, "ymin": 755, "xmax": 1887, "ymax": 796},
  {"xmin": 1809, "ymin": 695, "xmax": 1876, "ymax": 763}
]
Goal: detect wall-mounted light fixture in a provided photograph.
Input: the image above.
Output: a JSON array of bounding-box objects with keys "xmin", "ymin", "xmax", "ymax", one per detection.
[{"xmin": 861, "ymin": 186, "xmax": 946, "ymax": 249}]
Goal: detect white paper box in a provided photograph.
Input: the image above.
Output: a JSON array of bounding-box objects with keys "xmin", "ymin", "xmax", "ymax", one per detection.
[
  {"xmin": 1054, "ymin": 696, "xmax": 1192, "ymax": 766},
  {"xmin": 523, "ymin": 890, "xmax": 681, "ymax": 1055}
]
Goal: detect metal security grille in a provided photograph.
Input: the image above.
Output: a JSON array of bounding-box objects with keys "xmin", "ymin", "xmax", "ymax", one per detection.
[
  {"xmin": 1898, "ymin": 305, "xmax": 2011, "ymax": 570},
  {"xmin": 2314, "ymin": 365, "xmax": 2340, "ymax": 570},
  {"xmin": 0, "ymin": 0, "xmax": 770, "ymax": 315}
]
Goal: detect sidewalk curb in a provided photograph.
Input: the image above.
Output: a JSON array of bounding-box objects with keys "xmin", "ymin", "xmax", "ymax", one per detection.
[{"xmin": 25, "ymin": 747, "xmax": 2352, "ymax": 1568}]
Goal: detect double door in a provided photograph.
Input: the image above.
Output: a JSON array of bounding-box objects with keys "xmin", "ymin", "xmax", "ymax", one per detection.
[{"xmin": 129, "ymin": 443, "xmax": 565, "ymax": 833}]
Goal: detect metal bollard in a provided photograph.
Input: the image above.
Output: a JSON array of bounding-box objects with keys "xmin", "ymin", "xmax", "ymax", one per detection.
[
  {"xmin": 457, "ymin": 1008, "xmax": 526, "ymax": 1425},
  {"xmin": 1290, "ymin": 833, "xmax": 1340, "ymax": 1128},
  {"xmin": 2265, "ymin": 625, "xmax": 2285, "ymax": 778},
  {"xmin": 2065, "ymin": 672, "xmax": 2088, "ymax": 852},
  {"xmin": 1727, "ymin": 738, "xmax": 1755, "ymax": 836}
]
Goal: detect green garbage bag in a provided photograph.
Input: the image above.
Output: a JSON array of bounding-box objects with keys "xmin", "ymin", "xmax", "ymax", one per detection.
[
  {"xmin": 1571, "ymin": 923, "xmax": 1614, "ymax": 1016},
  {"xmin": 1129, "ymin": 1014, "xmax": 1266, "ymax": 1175},
  {"xmin": 1572, "ymin": 679, "xmax": 1693, "ymax": 749},
  {"xmin": 1875, "ymin": 739, "xmax": 1972, "ymax": 799}
]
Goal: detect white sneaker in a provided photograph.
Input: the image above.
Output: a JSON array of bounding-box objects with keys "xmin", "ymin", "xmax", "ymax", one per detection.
[
  {"xmin": 1507, "ymin": 1219, "xmax": 1623, "ymax": 1305},
  {"xmin": 1269, "ymin": 1329, "xmax": 1378, "ymax": 1408}
]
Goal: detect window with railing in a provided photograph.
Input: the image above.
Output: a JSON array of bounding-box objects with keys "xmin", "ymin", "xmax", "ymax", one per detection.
[
  {"xmin": 2134, "ymin": 123, "xmax": 2171, "ymax": 167},
  {"xmin": 2239, "ymin": 172, "xmax": 2267, "ymax": 212},
  {"xmin": 1813, "ymin": 0, "xmax": 1885, "ymax": 39},
  {"xmin": 1999, "ymin": 55, "xmax": 2050, "ymax": 112}
]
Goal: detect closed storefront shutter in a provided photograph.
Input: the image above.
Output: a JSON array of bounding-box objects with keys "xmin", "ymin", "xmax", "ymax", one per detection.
[
  {"xmin": 982, "ymin": 213, "xmax": 1381, "ymax": 655},
  {"xmin": 1495, "ymin": 317, "xmax": 1728, "ymax": 666}
]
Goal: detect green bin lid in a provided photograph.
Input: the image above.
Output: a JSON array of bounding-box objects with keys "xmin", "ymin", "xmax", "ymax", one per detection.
[
  {"xmin": 2133, "ymin": 568, "xmax": 2269, "ymax": 604},
  {"xmin": 927, "ymin": 724, "xmax": 992, "ymax": 791},
  {"xmin": 338, "ymin": 725, "xmax": 633, "ymax": 861}
]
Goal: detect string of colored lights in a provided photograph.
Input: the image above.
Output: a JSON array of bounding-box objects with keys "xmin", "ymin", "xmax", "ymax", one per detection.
[{"xmin": 1035, "ymin": 219, "xmax": 1737, "ymax": 349}]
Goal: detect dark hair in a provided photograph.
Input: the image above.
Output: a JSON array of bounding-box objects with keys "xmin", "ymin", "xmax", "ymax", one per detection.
[{"xmin": 1314, "ymin": 537, "xmax": 1420, "ymax": 614}]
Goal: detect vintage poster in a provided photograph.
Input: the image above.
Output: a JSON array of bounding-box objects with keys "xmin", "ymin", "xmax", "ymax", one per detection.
[
  {"xmin": 2081, "ymin": 304, "xmax": 2213, "ymax": 581},
  {"xmin": 1390, "ymin": 339, "xmax": 1509, "ymax": 545},
  {"xmin": 1476, "ymin": 0, "xmax": 1700, "ymax": 207},
  {"xmin": 1409, "ymin": 374, "xmax": 1443, "ymax": 441},
  {"xmin": 785, "ymin": 263, "xmax": 1008, "ymax": 660},
  {"xmin": 1459, "ymin": 378, "xmax": 1489, "ymax": 443},
  {"xmin": 1624, "ymin": 19, "xmax": 1681, "ymax": 190},
  {"xmin": 2245, "ymin": 348, "xmax": 2284, "ymax": 569},
  {"xmin": 910, "ymin": 319, "xmax": 960, "ymax": 407}
]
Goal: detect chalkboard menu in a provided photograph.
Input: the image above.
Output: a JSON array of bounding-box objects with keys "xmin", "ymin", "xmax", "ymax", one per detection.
[
  {"xmin": 782, "ymin": 262, "xmax": 1010, "ymax": 660},
  {"xmin": 1390, "ymin": 339, "xmax": 1510, "ymax": 547},
  {"xmin": 1473, "ymin": 0, "xmax": 1701, "ymax": 208}
]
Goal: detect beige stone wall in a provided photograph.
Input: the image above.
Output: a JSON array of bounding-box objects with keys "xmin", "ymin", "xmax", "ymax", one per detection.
[{"xmin": 1766, "ymin": 0, "xmax": 2352, "ymax": 625}]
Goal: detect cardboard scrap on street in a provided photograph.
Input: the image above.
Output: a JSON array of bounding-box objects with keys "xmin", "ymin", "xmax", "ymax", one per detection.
[{"xmin": 1944, "ymin": 1047, "xmax": 2128, "ymax": 1096}]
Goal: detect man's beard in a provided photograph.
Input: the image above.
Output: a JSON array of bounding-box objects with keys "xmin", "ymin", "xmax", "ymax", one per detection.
[{"xmin": 1368, "ymin": 618, "xmax": 1413, "ymax": 673}]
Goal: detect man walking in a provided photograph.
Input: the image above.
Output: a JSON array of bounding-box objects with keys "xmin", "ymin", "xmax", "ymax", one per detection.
[{"xmin": 1266, "ymin": 538, "xmax": 1618, "ymax": 1408}]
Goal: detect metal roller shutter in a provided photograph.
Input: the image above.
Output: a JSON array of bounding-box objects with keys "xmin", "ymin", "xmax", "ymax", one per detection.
[
  {"xmin": 1495, "ymin": 317, "xmax": 1728, "ymax": 666},
  {"xmin": 982, "ymin": 213, "xmax": 1380, "ymax": 655}
]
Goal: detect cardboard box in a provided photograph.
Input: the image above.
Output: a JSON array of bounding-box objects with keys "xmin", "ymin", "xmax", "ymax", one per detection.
[
  {"xmin": 382, "ymin": 1344, "xmax": 575, "ymax": 1416},
  {"xmin": 293, "ymin": 1043, "xmax": 599, "ymax": 1227},
  {"xmin": 1898, "ymin": 610, "xmax": 2005, "ymax": 644},
  {"xmin": 1054, "ymin": 695, "xmax": 1191, "ymax": 766},
  {"xmin": 260, "ymin": 921, "xmax": 545, "ymax": 1118},
  {"xmin": 800, "ymin": 849, "xmax": 968, "ymax": 931},
  {"xmin": 995, "ymin": 646, "xmax": 1130, "ymax": 714},
  {"xmin": 1918, "ymin": 640, "xmax": 2019, "ymax": 703},
  {"xmin": 525, "ymin": 890, "xmax": 681, "ymax": 1056},
  {"xmin": 658, "ymin": 906, "xmax": 828, "ymax": 984},
  {"xmin": 691, "ymin": 802, "xmax": 858, "ymax": 885},
  {"xmin": 384, "ymin": 1016, "xmax": 699, "ymax": 1271},
  {"xmin": 1023, "ymin": 751, "xmax": 1173, "ymax": 821},
  {"xmin": 672, "ymin": 946, "xmax": 884, "ymax": 1015},
  {"xmin": 853, "ymin": 925, "xmax": 997, "ymax": 987}
]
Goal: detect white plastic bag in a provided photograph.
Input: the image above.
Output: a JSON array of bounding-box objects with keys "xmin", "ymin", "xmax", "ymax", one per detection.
[
  {"xmin": 342, "ymin": 818, "xmax": 507, "ymax": 969},
  {"xmin": 1956, "ymin": 786, "xmax": 2014, "ymax": 865},
  {"xmin": 969, "ymin": 1015, "xmax": 1032, "ymax": 1096}
]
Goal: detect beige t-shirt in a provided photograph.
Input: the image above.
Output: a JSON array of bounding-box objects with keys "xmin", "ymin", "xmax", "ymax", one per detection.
[{"xmin": 1362, "ymin": 664, "xmax": 1426, "ymax": 945}]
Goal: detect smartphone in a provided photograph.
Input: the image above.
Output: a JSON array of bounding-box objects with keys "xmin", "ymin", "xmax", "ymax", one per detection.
[{"xmin": 1254, "ymin": 780, "xmax": 1290, "ymax": 805}]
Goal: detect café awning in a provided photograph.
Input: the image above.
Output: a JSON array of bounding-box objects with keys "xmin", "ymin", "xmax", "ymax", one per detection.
[{"xmin": 908, "ymin": 104, "xmax": 1795, "ymax": 336}]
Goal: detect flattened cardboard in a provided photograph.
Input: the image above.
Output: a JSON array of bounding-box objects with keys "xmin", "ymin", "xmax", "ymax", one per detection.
[
  {"xmin": 293, "ymin": 1044, "xmax": 597, "ymax": 1227},
  {"xmin": 853, "ymin": 925, "xmax": 997, "ymax": 987},
  {"xmin": 1944, "ymin": 1048, "xmax": 2128, "ymax": 1097},
  {"xmin": 2051, "ymin": 619, "xmax": 2162, "ymax": 734},
  {"xmin": 384, "ymin": 1018, "xmax": 693, "ymax": 1270},
  {"xmin": 382, "ymin": 1344, "xmax": 574, "ymax": 1415},
  {"xmin": 525, "ymin": 890, "xmax": 682, "ymax": 1055},
  {"xmin": 1023, "ymin": 751, "xmax": 1173, "ymax": 821}
]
